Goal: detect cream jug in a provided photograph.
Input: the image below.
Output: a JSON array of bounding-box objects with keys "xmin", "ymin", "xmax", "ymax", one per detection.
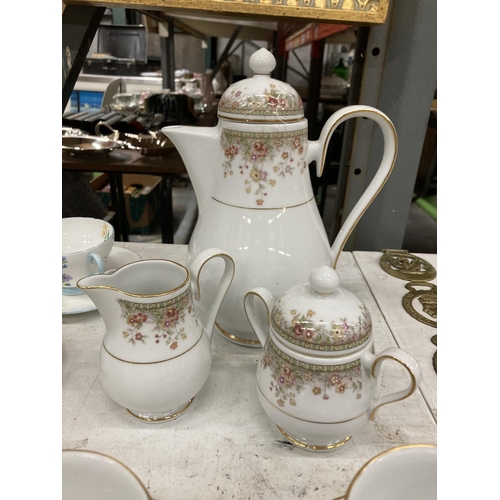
[
  {"xmin": 244, "ymin": 265, "xmax": 422, "ymax": 452},
  {"xmin": 163, "ymin": 48, "xmax": 398, "ymax": 347},
  {"xmin": 77, "ymin": 248, "xmax": 234, "ymax": 423}
]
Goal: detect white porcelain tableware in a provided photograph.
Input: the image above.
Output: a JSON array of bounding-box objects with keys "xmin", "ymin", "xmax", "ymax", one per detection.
[
  {"xmin": 77, "ymin": 248, "xmax": 234, "ymax": 423},
  {"xmin": 62, "ymin": 449, "xmax": 151, "ymax": 500},
  {"xmin": 336, "ymin": 444, "xmax": 437, "ymax": 500},
  {"xmin": 62, "ymin": 246, "xmax": 140, "ymax": 315},
  {"xmin": 163, "ymin": 47, "xmax": 398, "ymax": 347},
  {"xmin": 244, "ymin": 265, "xmax": 422, "ymax": 451},
  {"xmin": 62, "ymin": 217, "xmax": 114, "ymax": 295}
]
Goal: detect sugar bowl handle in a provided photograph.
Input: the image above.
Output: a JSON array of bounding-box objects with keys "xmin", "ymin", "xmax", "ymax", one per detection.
[
  {"xmin": 369, "ymin": 347, "xmax": 422, "ymax": 421},
  {"xmin": 190, "ymin": 248, "xmax": 235, "ymax": 341},
  {"xmin": 244, "ymin": 287, "xmax": 275, "ymax": 346}
]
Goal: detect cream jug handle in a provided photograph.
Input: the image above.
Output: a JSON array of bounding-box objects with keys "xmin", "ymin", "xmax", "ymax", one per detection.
[
  {"xmin": 368, "ymin": 347, "xmax": 422, "ymax": 421},
  {"xmin": 190, "ymin": 248, "xmax": 235, "ymax": 342},
  {"xmin": 306, "ymin": 105, "xmax": 398, "ymax": 268},
  {"xmin": 243, "ymin": 287, "xmax": 275, "ymax": 346}
]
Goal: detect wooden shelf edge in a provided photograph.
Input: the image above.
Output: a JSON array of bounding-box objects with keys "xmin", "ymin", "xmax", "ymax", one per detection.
[{"xmin": 63, "ymin": 0, "xmax": 389, "ymax": 25}]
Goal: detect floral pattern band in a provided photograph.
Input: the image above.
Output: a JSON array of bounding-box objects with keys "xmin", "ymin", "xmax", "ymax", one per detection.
[
  {"xmin": 118, "ymin": 287, "xmax": 198, "ymax": 350},
  {"xmin": 262, "ymin": 339, "xmax": 363, "ymax": 407},
  {"xmin": 220, "ymin": 128, "xmax": 308, "ymax": 206},
  {"xmin": 218, "ymin": 84, "xmax": 303, "ymax": 117},
  {"xmin": 271, "ymin": 304, "xmax": 371, "ymax": 351}
]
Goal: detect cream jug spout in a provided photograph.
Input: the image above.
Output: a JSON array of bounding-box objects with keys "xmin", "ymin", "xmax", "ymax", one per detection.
[{"xmin": 162, "ymin": 125, "xmax": 220, "ymax": 213}]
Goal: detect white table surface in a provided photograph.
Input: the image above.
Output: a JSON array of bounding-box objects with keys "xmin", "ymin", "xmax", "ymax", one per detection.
[{"xmin": 62, "ymin": 243, "xmax": 437, "ymax": 500}]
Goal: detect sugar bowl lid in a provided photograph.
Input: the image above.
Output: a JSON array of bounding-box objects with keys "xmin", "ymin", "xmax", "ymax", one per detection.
[
  {"xmin": 270, "ymin": 266, "xmax": 372, "ymax": 353},
  {"xmin": 218, "ymin": 48, "xmax": 304, "ymax": 123}
]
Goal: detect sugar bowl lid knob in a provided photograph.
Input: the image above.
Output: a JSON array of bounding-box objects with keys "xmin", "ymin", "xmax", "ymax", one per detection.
[
  {"xmin": 249, "ymin": 48, "xmax": 276, "ymax": 75},
  {"xmin": 309, "ymin": 265, "xmax": 341, "ymax": 295}
]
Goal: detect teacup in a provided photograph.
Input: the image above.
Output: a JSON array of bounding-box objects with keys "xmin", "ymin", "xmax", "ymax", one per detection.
[
  {"xmin": 337, "ymin": 444, "xmax": 437, "ymax": 500},
  {"xmin": 62, "ymin": 217, "xmax": 114, "ymax": 295}
]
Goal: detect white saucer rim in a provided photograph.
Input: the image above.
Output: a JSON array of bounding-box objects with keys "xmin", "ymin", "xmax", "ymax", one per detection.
[{"xmin": 62, "ymin": 449, "xmax": 151, "ymax": 499}]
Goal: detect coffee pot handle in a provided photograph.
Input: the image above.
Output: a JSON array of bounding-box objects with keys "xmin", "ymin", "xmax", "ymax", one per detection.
[
  {"xmin": 190, "ymin": 248, "xmax": 235, "ymax": 342},
  {"xmin": 243, "ymin": 287, "xmax": 275, "ymax": 346},
  {"xmin": 368, "ymin": 347, "xmax": 422, "ymax": 421},
  {"xmin": 307, "ymin": 105, "xmax": 398, "ymax": 268}
]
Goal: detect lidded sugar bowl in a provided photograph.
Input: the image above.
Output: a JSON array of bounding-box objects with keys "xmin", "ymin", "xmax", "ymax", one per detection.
[{"xmin": 244, "ymin": 265, "xmax": 422, "ymax": 452}]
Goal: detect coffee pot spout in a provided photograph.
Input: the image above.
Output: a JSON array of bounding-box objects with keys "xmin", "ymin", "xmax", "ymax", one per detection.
[{"xmin": 162, "ymin": 124, "xmax": 220, "ymax": 213}]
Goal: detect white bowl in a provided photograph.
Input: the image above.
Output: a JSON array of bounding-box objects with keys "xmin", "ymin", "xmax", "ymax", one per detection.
[
  {"xmin": 342, "ymin": 444, "xmax": 437, "ymax": 500},
  {"xmin": 62, "ymin": 450, "xmax": 151, "ymax": 500}
]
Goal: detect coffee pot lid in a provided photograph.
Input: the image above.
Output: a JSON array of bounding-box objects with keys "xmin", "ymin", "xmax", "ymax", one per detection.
[
  {"xmin": 270, "ymin": 266, "xmax": 372, "ymax": 353},
  {"xmin": 218, "ymin": 48, "xmax": 304, "ymax": 123}
]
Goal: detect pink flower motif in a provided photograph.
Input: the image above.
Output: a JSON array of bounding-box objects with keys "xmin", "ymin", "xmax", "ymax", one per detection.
[
  {"xmin": 268, "ymin": 96, "xmax": 279, "ymax": 107},
  {"xmin": 165, "ymin": 307, "xmax": 179, "ymax": 323},
  {"xmin": 329, "ymin": 373, "xmax": 341, "ymax": 386},
  {"xmin": 135, "ymin": 333, "xmax": 143, "ymax": 341},
  {"xmin": 235, "ymin": 91, "xmax": 242, "ymax": 97},
  {"xmin": 294, "ymin": 323, "xmax": 305, "ymax": 336},
  {"xmin": 305, "ymin": 329, "xmax": 315, "ymax": 339},
  {"xmin": 225, "ymin": 146, "xmax": 239, "ymax": 157}
]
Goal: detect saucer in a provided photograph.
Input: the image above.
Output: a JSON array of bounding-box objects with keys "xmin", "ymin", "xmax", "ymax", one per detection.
[
  {"xmin": 62, "ymin": 449, "xmax": 151, "ymax": 500},
  {"xmin": 62, "ymin": 246, "xmax": 140, "ymax": 315},
  {"xmin": 341, "ymin": 444, "xmax": 437, "ymax": 500}
]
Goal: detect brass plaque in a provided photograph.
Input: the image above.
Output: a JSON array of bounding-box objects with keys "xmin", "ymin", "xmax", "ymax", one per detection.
[
  {"xmin": 380, "ymin": 249, "xmax": 436, "ymax": 281},
  {"xmin": 402, "ymin": 282, "xmax": 437, "ymax": 328}
]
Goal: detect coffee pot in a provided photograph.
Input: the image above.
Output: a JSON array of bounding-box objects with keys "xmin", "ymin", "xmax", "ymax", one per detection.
[
  {"xmin": 244, "ymin": 265, "xmax": 422, "ymax": 451},
  {"xmin": 163, "ymin": 48, "xmax": 397, "ymax": 347},
  {"xmin": 77, "ymin": 248, "xmax": 234, "ymax": 423}
]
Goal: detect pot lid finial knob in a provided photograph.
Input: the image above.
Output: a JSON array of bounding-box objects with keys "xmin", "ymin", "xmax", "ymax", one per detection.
[
  {"xmin": 249, "ymin": 48, "xmax": 276, "ymax": 75},
  {"xmin": 309, "ymin": 265, "xmax": 341, "ymax": 295}
]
